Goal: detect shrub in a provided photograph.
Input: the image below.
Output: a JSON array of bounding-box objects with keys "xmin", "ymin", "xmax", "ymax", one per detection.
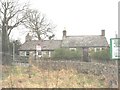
[
  {"xmin": 52, "ymin": 48, "xmax": 82, "ymax": 60},
  {"xmin": 90, "ymin": 48, "xmax": 110, "ymax": 60}
]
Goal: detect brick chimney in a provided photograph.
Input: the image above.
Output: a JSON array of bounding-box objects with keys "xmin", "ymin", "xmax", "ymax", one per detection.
[
  {"xmin": 101, "ymin": 30, "xmax": 105, "ymax": 36},
  {"xmin": 62, "ymin": 29, "xmax": 67, "ymax": 39}
]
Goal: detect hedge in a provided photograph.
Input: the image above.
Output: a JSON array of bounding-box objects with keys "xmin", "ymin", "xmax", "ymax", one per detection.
[
  {"xmin": 90, "ymin": 49, "xmax": 110, "ymax": 60},
  {"xmin": 52, "ymin": 48, "xmax": 82, "ymax": 60}
]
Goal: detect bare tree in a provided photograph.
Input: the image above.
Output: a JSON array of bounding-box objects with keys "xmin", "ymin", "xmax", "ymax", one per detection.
[
  {"xmin": 0, "ymin": 0, "xmax": 29, "ymax": 64},
  {"xmin": 0, "ymin": 0, "xmax": 29, "ymax": 36},
  {"xmin": 23, "ymin": 9, "xmax": 56, "ymax": 40}
]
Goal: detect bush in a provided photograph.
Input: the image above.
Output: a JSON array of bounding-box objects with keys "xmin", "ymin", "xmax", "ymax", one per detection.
[
  {"xmin": 52, "ymin": 48, "xmax": 82, "ymax": 60},
  {"xmin": 90, "ymin": 49, "xmax": 110, "ymax": 60}
]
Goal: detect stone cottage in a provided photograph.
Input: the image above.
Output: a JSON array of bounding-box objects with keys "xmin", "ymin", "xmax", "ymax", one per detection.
[
  {"xmin": 62, "ymin": 30, "xmax": 109, "ymax": 61},
  {"xmin": 19, "ymin": 29, "xmax": 109, "ymax": 61}
]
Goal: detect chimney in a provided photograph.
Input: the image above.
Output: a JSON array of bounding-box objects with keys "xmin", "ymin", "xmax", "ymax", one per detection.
[
  {"xmin": 63, "ymin": 27, "xmax": 67, "ymax": 39},
  {"xmin": 101, "ymin": 30, "xmax": 105, "ymax": 36},
  {"xmin": 63, "ymin": 29, "xmax": 67, "ymax": 39},
  {"xmin": 26, "ymin": 33, "xmax": 32, "ymax": 42}
]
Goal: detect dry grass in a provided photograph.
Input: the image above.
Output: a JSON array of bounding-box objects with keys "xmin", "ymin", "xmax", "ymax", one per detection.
[{"xmin": 2, "ymin": 65, "xmax": 107, "ymax": 88}]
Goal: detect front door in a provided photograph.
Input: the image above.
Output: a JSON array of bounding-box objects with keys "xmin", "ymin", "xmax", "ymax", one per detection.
[{"xmin": 83, "ymin": 47, "xmax": 89, "ymax": 62}]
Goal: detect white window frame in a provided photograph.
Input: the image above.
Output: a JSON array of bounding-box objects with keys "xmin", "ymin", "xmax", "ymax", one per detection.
[{"xmin": 69, "ymin": 48, "xmax": 76, "ymax": 51}]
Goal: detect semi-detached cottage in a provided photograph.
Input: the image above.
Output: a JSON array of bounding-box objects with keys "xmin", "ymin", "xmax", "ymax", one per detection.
[{"xmin": 19, "ymin": 29, "xmax": 109, "ymax": 61}]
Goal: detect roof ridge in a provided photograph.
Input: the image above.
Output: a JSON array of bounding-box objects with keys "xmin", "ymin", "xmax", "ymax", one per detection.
[
  {"xmin": 26, "ymin": 40, "xmax": 62, "ymax": 41},
  {"xmin": 67, "ymin": 35, "xmax": 102, "ymax": 37},
  {"xmin": 43, "ymin": 40, "xmax": 61, "ymax": 41}
]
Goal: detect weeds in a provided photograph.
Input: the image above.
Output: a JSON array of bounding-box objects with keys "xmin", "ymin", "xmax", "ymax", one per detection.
[{"xmin": 2, "ymin": 64, "xmax": 108, "ymax": 88}]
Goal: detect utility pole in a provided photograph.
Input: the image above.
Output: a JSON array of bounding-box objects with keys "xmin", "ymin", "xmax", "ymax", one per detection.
[
  {"xmin": 115, "ymin": 31, "xmax": 118, "ymax": 65},
  {"xmin": 13, "ymin": 42, "xmax": 15, "ymax": 61}
]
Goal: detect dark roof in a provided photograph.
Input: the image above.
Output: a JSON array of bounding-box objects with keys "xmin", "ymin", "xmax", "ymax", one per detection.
[
  {"xmin": 61, "ymin": 35, "xmax": 109, "ymax": 48},
  {"xmin": 19, "ymin": 40, "xmax": 62, "ymax": 51},
  {"xmin": 19, "ymin": 35, "xmax": 109, "ymax": 51}
]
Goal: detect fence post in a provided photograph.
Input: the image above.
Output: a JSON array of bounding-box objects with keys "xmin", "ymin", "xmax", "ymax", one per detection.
[{"xmin": 28, "ymin": 52, "xmax": 33, "ymax": 78}]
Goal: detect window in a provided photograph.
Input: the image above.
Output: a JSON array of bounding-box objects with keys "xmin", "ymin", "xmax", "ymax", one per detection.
[
  {"xmin": 102, "ymin": 48, "xmax": 104, "ymax": 50},
  {"xmin": 26, "ymin": 51, "xmax": 29, "ymax": 56},
  {"xmin": 94, "ymin": 48, "xmax": 97, "ymax": 52},
  {"xmin": 20, "ymin": 51, "xmax": 26, "ymax": 56},
  {"xmin": 69, "ymin": 48, "xmax": 76, "ymax": 51},
  {"xmin": 38, "ymin": 51, "xmax": 42, "ymax": 55},
  {"xmin": 36, "ymin": 51, "xmax": 42, "ymax": 57},
  {"xmin": 99, "ymin": 48, "xmax": 102, "ymax": 51}
]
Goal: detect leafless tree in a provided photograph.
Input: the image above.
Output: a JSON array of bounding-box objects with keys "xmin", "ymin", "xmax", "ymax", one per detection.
[
  {"xmin": 0, "ymin": 0, "xmax": 29, "ymax": 64},
  {"xmin": 23, "ymin": 9, "xmax": 56, "ymax": 40},
  {"xmin": 0, "ymin": 0, "xmax": 29, "ymax": 37}
]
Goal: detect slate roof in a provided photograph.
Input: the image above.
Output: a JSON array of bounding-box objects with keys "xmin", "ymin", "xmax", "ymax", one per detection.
[
  {"xmin": 19, "ymin": 40, "xmax": 62, "ymax": 51},
  {"xmin": 19, "ymin": 35, "xmax": 109, "ymax": 51},
  {"xmin": 61, "ymin": 35, "xmax": 109, "ymax": 48}
]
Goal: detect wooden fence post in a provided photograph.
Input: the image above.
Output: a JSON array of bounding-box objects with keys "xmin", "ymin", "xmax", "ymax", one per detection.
[{"xmin": 28, "ymin": 52, "xmax": 33, "ymax": 78}]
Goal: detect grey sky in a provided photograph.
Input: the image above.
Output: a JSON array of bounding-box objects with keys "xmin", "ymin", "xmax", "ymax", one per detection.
[{"xmin": 10, "ymin": 0, "xmax": 119, "ymax": 44}]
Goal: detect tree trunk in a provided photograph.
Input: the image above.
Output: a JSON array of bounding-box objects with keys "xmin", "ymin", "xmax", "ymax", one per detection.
[
  {"xmin": 37, "ymin": 32, "xmax": 41, "ymax": 40},
  {"xmin": 2, "ymin": 21, "xmax": 11, "ymax": 65}
]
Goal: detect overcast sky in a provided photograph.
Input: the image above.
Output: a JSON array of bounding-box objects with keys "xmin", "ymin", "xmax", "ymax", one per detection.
[{"xmin": 11, "ymin": 0, "xmax": 119, "ymax": 44}]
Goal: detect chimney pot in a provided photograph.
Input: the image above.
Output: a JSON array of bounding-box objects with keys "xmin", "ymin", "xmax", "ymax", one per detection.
[{"xmin": 63, "ymin": 28, "xmax": 67, "ymax": 39}]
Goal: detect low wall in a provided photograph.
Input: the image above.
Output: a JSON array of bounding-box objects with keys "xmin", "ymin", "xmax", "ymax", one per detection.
[{"xmin": 32, "ymin": 60, "xmax": 118, "ymax": 88}]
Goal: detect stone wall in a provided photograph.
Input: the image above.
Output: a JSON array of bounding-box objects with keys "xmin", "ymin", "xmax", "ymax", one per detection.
[{"xmin": 32, "ymin": 60, "xmax": 118, "ymax": 88}]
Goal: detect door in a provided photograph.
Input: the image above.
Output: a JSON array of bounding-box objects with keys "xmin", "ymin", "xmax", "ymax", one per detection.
[{"xmin": 83, "ymin": 47, "xmax": 89, "ymax": 62}]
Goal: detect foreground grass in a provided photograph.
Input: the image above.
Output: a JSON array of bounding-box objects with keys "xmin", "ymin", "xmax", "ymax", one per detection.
[{"xmin": 2, "ymin": 65, "xmax": 107, "ymax": 88}]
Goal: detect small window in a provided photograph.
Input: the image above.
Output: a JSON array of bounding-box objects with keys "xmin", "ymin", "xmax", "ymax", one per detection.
[
  {"xmin": 38, "ymin": 51, "xmax": 42, "ymax": 55},
  {"xmin": 99, "ymin": 48, "xmax": 102, "ymax": 51},
  {"xmin": 69, "ymin": 48, "xmax": 76, "ymax": 51},
  {"xmin": 102, "ymin": 48, "xmax": 104, "ymax": 50},
  {"xmin": 26, "ymin": 51, "xmax": 29, "ymax": 56},
  {"xmin": 94, "ymin": 48, "xmax": 97, "ymax": 52},
  {"xmin": 20, "ymin": 51, "xmax": 26, "ymax": 56}
]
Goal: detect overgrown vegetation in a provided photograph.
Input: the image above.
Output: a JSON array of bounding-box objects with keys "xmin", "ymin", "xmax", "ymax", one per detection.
[
  {"xmin": 52, "ymin": 48, "xmax": 82, "ymax": 60},
  {"xmin": 90, "ymin": 49, "xmax": 110, "ymax": 60},
  {"xmin": 2, "ymin": 65, "xmax": 107, "ymax": 88}
]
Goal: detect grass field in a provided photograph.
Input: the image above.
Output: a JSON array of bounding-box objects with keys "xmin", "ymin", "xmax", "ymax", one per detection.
[{"xmin": 1, "ymin": 65, "xmax": 108, "ymax": 88}]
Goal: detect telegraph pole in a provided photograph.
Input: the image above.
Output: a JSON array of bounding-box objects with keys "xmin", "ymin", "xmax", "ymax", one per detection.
[{"xmin": 13, "ymin": 42, "xmax": 15, "ymax": 61}]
